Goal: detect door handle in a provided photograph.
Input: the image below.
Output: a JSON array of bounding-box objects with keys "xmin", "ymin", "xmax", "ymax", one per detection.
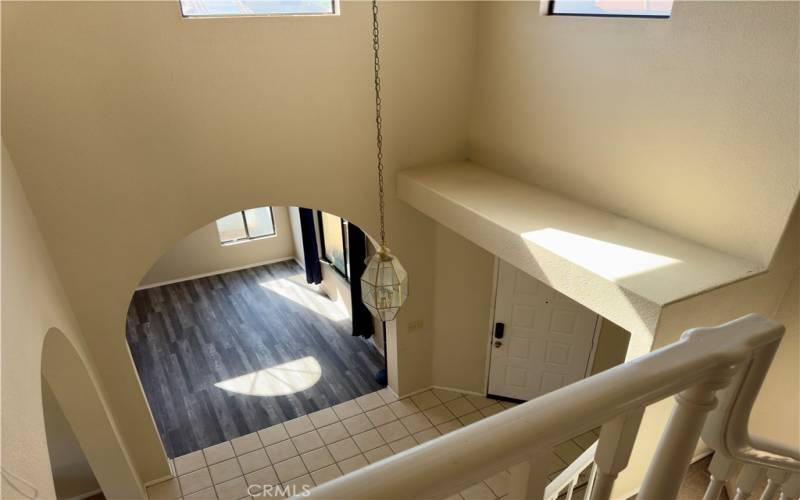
[{"xmin": 494, "ymin": 322, "xmax": 505, "ymax": 339}]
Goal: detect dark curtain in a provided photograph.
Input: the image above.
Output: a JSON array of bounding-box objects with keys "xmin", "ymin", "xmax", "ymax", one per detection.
[
  {"xmin": 348, "ymin": 222, "xmax": 375, "ymax": 339},
  {"xmin": 299, "ymin": 208, "xmax": 322, "ymax": 285}
]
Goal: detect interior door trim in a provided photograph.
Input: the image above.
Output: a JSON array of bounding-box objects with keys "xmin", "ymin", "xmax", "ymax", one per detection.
[
  {"xmin": 481, "ymin": 257, "xmax": 501, "ymax": 397},
  {"xmin": 584, "ymin": 317, "xmax": 604, "ymax": 378},
  {"xmin": 484, "ymin": 259, "xmax": 603, "ymax": 400}
]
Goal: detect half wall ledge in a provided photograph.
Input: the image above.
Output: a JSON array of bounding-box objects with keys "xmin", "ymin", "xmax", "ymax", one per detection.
[{"xmin": 397, "ymin": 161, "xmax": 763, "ymax": 338}]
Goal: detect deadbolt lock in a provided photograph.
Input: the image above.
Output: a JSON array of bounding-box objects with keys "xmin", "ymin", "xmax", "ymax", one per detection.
[{"xmin": 494, "ymin": 341, "xmax": 502, "ymax": 348}]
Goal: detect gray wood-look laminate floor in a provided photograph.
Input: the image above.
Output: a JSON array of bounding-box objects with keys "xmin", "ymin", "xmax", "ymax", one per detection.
[{"xmin": 126, "ymin": 260, "xmax": 385, "ymax": 458}]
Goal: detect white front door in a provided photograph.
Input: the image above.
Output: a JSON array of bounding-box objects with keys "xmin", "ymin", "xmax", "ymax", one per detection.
[{"xmin": 488, "ymin": 261, "xmax": 599, "ymax": 401}]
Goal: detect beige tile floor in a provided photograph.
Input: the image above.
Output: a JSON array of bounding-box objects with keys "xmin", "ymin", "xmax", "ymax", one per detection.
[{"xmin": 147, "ymin": 388, "xmax": 598, "ymax": 500}]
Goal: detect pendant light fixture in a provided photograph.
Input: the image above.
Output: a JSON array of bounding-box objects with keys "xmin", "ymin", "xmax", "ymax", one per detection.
[{"xmin": 360, "ymin": 0, "xmax": 408, "ymax": 323}]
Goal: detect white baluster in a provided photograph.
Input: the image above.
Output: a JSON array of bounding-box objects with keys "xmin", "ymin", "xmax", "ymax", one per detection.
[
  {"xmin": 778, "ymin": 473, "xmax": 800, "ymax": 500},
  {"xmin": 585, "ymin": 463, "xmax": 598, "ymax": 500},
  {"xmin": 760, "ymin": 469, "xmax": 791, "ymax": 500},
  {"xmin": 704, "ymin": 454, "xmax": 737, "ymax": 500},
  {"xmin": 565, "ymin": 478, "xmax": 575, "ymax": 500},
  {"xmin": 591, "ymin": 409, "xmax": 644, "ymax": 500},
  {"xmin": 640, "ymin": 379, "xmax": 731, "ymax": 500},
  {"xmin": 509, "ymin": 448, "xmax": 551, "ymax": 500},
  {"xmin": 762, "ymin": 480, "xmax": 780, "ymax": 500},
  {"xmin": 733, "ymin": 465, "xmax": 765, "ymax": 500}
]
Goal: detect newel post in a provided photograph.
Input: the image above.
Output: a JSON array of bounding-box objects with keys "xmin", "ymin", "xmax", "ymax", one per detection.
[{"xmin": 639, "ymin": 368, "xmax": 736, "ymax": 500}]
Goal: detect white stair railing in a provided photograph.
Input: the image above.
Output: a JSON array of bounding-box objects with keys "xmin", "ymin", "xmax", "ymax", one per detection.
[
  {"xmin": 301, "ymin": 314, "xmax": 798, "ymax": 500},
  {"xmin": 700, "ymin": 326, "xmax": 800, "ymax": 500},
  {"xmin": 703, "ymin": 448, "xmax": 800, "ymax": 500},
  {"xmin": 544, "ymin": 442, "xmax": 597, "ymax": 500}
]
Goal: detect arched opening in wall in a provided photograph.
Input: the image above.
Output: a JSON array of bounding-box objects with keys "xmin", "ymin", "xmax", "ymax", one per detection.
[
  {"xmin": 42, "ymin": 377, "xmax": 102, "ymax": 500},
  {"xmin": 126, "ymin": 206, "xmax": 388, "ymax": 461},
  {"xmin": 41, "ymin": 328, "xmax": 142, "ymax": 499}
]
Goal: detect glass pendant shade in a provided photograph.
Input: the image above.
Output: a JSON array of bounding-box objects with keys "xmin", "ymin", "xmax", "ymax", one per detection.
[{"xmin": 361, "ymin": 248, "xmax": 408, "ymax": 322}]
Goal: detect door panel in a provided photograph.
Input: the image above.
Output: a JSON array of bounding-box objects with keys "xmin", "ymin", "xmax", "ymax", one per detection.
[{"xmin": 488, "ymin": 261, "xmax": 599, "ymax": 401}]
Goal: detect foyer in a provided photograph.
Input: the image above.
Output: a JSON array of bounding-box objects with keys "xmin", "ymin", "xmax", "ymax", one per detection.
[
  {"xmin": 145, "ymin": 388, "xmax": 596, "ymax": 500},
  {"xmin": 2, "ymin": 1, "xmax": 798, "ymax": 499}
]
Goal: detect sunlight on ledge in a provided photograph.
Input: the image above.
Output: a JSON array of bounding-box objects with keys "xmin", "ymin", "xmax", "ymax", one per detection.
[
  {"xmin": 522, "ymin": 228, "xmax": 681, "ymax": 281},
  {"xmin": 215, "ymin": 356, "xmax": 322, "ymax": 396}
]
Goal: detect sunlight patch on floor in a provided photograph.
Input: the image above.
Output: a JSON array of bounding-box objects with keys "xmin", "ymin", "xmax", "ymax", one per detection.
[
  {"xmin": 259, "ymin": 273, "xmax": 350, "ymax": 322},
  {"xmin": 215, "ymin": 356, "xmax": 322, "ymax": 396}
]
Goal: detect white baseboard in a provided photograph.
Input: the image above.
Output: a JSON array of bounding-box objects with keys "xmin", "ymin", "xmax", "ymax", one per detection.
[
  {"xmin": 394, "ymin": 384, "xmax": 486, "ymax": 399},
  {"xmin": 293, "ymin": 256, "xmax": 305, "ymax": 269},
  {"xmin": 432, "ymin": 385, "xmax": 486, "ymax": 397},
  {"xmin": 136, "ymin": 257, "xmax": 296, "ymax": 290},
  {"xmin": 144, "ymin": 474, "xmax": 175, "ymax": 488},
  {"xmin": 393, "ymin": 386, "xmax": 432, "ymax": 399},
  {"xmin": 383, "ymin": 385, "xmax": 401, "ymax": 400},
  {"xmin": 65, "ymin": 488, "xmax": 102, "ymax": 500}
]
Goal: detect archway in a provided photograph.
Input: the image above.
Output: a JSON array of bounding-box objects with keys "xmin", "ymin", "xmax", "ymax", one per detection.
[
  {"xmin": 125, "ymin": 205, "xmax": 392, "ymax": 460},
  {"xmin": 41, "ymin": 328, "xmax": 143, "ymax": 499},
  {"xmin": 42, "ymin": 378, "xmax": 100, "ymax": 499}
]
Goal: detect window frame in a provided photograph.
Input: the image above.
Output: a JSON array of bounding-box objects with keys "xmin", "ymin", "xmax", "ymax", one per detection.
[
  {"xmin": 317, "ymin": 211, "xmax": 350, "ymax": 281},
  {"xmin": 545, "ymin": 0, "xmax": 672, "ymax": 18},
  {"xmin": 217, "ymin": 207, "xmax": 276, "ymax": 246},
  {"xmin": 178, "ymin": 0, "xmax": 339, "ymax": 19}
]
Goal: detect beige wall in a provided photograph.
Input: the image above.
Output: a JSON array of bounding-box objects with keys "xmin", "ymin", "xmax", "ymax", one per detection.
[
  {"xmin": 469, "ymin": 1, "xmax": 798, "ymax": 266},
  {"xmin": 42, "ymin": 382, "xmax": 100, "ymax": 500},
  {"xmin": 1, "ymin": 147, "xmax": 142, "ymax": 498},
  {"xmin": 751, "ymin": 270, "xmax": 799, "ymax": 448},
  {"xmin": 1, "ymin": 149, "xmax": 55, "ymax": 499},
  {"xmin": 139, "ymin": 206, "xmax": 295, "ymax": 286},
  {"xmin": 431, "ymin": 224, "xmax": 496, "ymax": 393},
  {"xmin": 41, "ymin": 328, "xmax": 145, "ymax": 499},
  {"xmin": 4, "ymin": 0, "xmax": 797, "ymax": 493},
  {"xmin": 590, "ymin": 320, "xmax": 631, "ymax": 375},
  {"xmin": 467, "ymin": 3, "xmax": 798, "ymax": 494},
  {"xmin": 2, "ymin": 0, "xmax": 477, "ymax": 481}
]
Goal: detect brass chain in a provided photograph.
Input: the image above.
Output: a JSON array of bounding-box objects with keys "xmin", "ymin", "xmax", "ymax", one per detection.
[{"xmin": 371, "ymin": 0, "xmax": 386, "ymax": 248}]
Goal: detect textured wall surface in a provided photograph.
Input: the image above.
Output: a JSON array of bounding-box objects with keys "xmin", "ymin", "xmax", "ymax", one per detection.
[
  {"xmin": 3, "ymin": 1, "xmax": 798, "ymax": 493},
  {"xmin": 2, "ymin": 148, "xmax": 140, "ymax": 499},
  {"xmin": 2, "ymin": 0, "xmax": 478, "ymax": 481},
  {"xmin": 42, "ymin": 383, "xmax": 100, "ymax": 499},
  {"xmin": 431, "ymin": 225, "xmax": 496, "ymax": 393},
  {"xmin": 469, "ymin": 1, "xmax": 798, "ymax": 265}
]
